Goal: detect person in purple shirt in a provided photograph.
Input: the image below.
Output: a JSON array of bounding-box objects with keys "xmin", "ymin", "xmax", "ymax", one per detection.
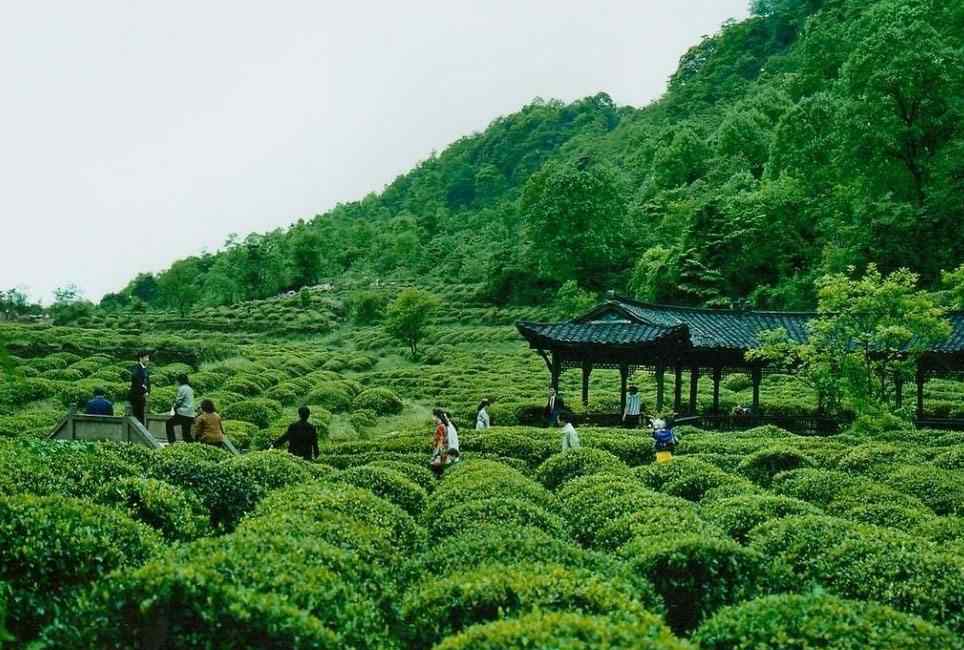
[{"xmin": 84, "ymin": 388, "xmax": 114, "ymax": 416}]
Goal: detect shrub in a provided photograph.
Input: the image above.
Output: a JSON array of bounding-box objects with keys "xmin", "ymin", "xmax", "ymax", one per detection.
[
  {"xmin": 306, "ymin": 383, "xmax": 353, "ymax": 413},
  {"xmin": 459, "ymin": 431, "xmax": 556, "ymax": 467},
  {"xmin": 0, "ymin": 495, "xmax": 161, "ymax": 641},
  {"xmin": 333, "ymin": 465, "xmax": 427, "ymax": 516},
  {"xmin": 700, "ymin": 495, "xmax": 824, "ymax": 543},
  {"xmin": 221, "ymin": 419, "xmax": 259, "ymax": 450},
  {"xmin": 934, "ymin": 446, "xmax": 964, "ymax": 470},
  {"xmin": 429, "ymin": 497, "xmax": 567, "ymax": 541},
  {"xmin": 735, "ymin": 447, "xmax": 813, "ymax": 487},
  {"xmin": 401, "ymin": 563, "xmax": 667, "ymax": 648},
  {"xmin": 879, "ymin": 465, "xmax": 964, "ymax": 515},
  {"xmin": 221, "ymin": 398, "xmax": 283, "ymax": 428},
  {"xmin": 597, "ymin": 507, "xmax": 725, "ymax": 551},
  {"xmin": 95, "ymin": 477, "xmax": 210, "ymax": 542},
  {"xmin": 366, "ymin": 460, "xmax": 436, "ymax": 494},
  {"xmin": 836, "ymin": 442, "xmax": 921, "ymax": 475},
  {"xmin": 535, "ymin": 448, "xmax": 631, "ymax": 491},
  {"xmin": 828, "ymin": 501, "xmax": 934, "ymax": 530},
  {"xmin": 37, "ymin": 562, "xmax": 341, "ymax": 649},
  {"xmin": 424, "ymin": 461, "xmax": 559, "ymax": 522},
  {"xmin": 264, "ymin": 382, "xmax": 303, "ymax": 405},
  {"xmin": 693, "ymin": 593, "xmax": 962, "ymax": 650},
  {"xmin": 433, "ymin": 611, "xmax": 690, "ymax": 650},
  {"xmin": 621, "ymin": 534, "xmax": 782, "ymax": 634},
  {"xmin": 749, "ymin": 515, "xmax": 964, "ymax": 634},
  {"xmin": 349, "ymin": 408, "xmax": 378, "ymax": 431},
  {"xmin": 254, "ymin": 483, "xmax": 426, "ymax": 553},
  {"xmin": 352, "ymin": 387, "xmax": 404, "ymax": 415},
  {"xmin": 769, "ymin": 468, "xmax": 864, "ymax": 506}
]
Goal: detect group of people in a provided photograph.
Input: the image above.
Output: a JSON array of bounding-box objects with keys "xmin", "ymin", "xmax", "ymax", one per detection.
[
  {"xmin": 430, "ymin": 408, "xmax": 461, "ymax": 477},
  {"xmin": 83, "ymin": 351, "xmax": 321, "ymax": 458}
]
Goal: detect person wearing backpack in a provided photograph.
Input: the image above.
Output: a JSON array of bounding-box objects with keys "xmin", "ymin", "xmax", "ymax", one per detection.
[{"xmin": 649, "ymin": 414, "xmax": 678, "ymax": 458}]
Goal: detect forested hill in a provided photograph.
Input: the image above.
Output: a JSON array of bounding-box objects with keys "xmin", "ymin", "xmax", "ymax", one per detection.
[{"xmin": 107, "ymin": 0, "xmax": 964, "ymax": 313}]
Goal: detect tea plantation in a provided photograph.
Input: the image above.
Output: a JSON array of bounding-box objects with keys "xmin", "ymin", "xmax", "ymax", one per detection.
[{"xmin": 1, "ymin": 282, "xmax": 964, "ymax": 648}]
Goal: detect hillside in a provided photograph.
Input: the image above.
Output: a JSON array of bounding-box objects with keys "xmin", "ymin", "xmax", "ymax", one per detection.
[{"xmin": 96, "ymin": 0, "xmax": 962, "ymax": 314}]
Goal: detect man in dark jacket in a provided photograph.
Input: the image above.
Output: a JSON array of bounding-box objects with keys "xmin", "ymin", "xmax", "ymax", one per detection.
[
  {"xmin": 84, "ymin": 388, "xmax": 114, "ymax": 416},
  {"xmin": 129, "ymin": 351, "xmax": 151, "ymax": 425},
  {"xmin": 272, "ymin": 406, "xmax": 320, "ymax": 461},
  {"xmin": 544, "ymin": 387, "xmax": 566, "ymax": 426}
]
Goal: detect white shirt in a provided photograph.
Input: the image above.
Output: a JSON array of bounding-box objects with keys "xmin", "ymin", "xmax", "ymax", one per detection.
[
  {"xmin": 561, "ymin": 423, "xmax": 580, "ymax": 450},
  {"xmin": 476, "ymin": 408, "xmax": 490, "ymax": 430},
  {"xmin": 446, "ymin": 423, "xmax": 460, "ymax": 451}
]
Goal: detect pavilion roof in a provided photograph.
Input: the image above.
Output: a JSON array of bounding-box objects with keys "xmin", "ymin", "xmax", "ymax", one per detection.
[{"xmin": 517, "ymin": 297, "xmax": 964, "ymax": 356}]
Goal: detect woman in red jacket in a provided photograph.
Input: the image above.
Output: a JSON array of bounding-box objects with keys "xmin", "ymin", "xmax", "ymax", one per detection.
[{"xmin": 430, "ymin": 409, "xmax": 448, "ymax": 478}]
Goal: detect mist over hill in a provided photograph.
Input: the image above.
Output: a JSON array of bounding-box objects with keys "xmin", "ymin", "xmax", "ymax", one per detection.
[{"xmin": 107, "ymin": 0, "xmax": 963, "ymax": 313}]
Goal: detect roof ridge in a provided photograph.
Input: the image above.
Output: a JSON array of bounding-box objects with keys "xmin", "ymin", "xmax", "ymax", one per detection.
[{"xmin": 613, "ymin": 295, "xmax": 820, "ymax": 317}]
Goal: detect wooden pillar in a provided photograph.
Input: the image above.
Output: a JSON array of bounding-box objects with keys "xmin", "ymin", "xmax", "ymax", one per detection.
[
  {"xmin": 550, "ymin": 352, "xmax": 561, "ymax": 392},
  {"xmin": 673, "ymin": 365, "xmax": 683, "ymax": 413},
  {"xmin": 712, "ymin": 367, "xmax": 722, "ymax": 413},
  {"xmin": 581, "ymin": 362, "xmax": 592, "ymax": 407},
  {"xmin": 916, "ymin": 369, "xmax": 925, "ymax": 418},
  {"xmin": 656, "ymin": 363, "xmax": 665, "ymax": 412},
  {"xmin": 689, "ymin": 367, "xmax": 699, "ymax": 415},
  {"xmin": 751, "ymin": 366, "xmax": 762, "ymax": 413},
  {"xmin": 619, "ymin": 365, "xmax": 629, "ymax": 415}
]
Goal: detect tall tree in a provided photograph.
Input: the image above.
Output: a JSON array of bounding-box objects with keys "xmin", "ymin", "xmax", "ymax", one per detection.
[
  {"xmin": 385, "ymin": 288, "xmax": 440, "ymax": 357},
  {"xmin": 158, "ymin": 259, "xmax": 202, "ymax": 317}
]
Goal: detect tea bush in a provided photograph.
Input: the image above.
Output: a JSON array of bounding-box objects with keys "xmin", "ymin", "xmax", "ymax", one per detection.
[
  {"xmin": 429, "ymin": 497, "xmax": 567, "ymax": 541},
  {"xmin": 535, "ymin": 447, "xmax": 630, "ymax": 490},
  {"xmin": 221, "ymin": 397, "xmax": 283, "ymax": 428},
  {"xmin": 0, "ymin": 495, "xmax": 161, "ymax": 641},
  {"xmin": 95, "ymin": 477, "xmax": 210, "ymax": 542},
  {"xmin": 333, "ymin": 465, "xmax": 427, "ymax": 516},
  {"xmin": 878, "ymin": 465, "xmax": 964, "ymax": 515},
  {"xmin": 693, "ymin": 593, "xmax": 963, "ymax": 650},
  {"xmin": 305, "ymin": 383, "xmax": 353, "ymax": 412},
  {"xmin": 735, "ymin": 447, "xmax": 813, "ymax": 487},
  {"xmin": 621, "ymin": 534, "xmax": 783, "ymax": 634},
  {"xmin": 401, "ymin": 563, "xmax": 665, "ymax": 648},
  {"xmin": 423, "ymin": 461, "xmax": 558, "ymax": 523},
  {"xmin": 750, "ymin": 515, "xmax": 964, "ymax": 634},
  {"xmin": 352, "ymin": 387, "xmax": 404, "ymax": 414},
  {"xmin": 700, "ymin": 495, "xmax": 824, "ymax": 543}
]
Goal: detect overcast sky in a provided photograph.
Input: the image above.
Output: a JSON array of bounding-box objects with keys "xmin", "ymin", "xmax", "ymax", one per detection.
[{"xmin": 0, "ymin": 0, "xmax": 748, "ymax": 303}]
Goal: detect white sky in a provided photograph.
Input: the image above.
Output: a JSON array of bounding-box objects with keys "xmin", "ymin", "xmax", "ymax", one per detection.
[{"xmin": 0, "ymin": 0, "xmax": 748, "ymax": 303}]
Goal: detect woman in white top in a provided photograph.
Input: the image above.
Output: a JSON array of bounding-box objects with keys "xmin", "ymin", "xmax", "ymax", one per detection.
[
  {"xmin": 475, "ymin": 399, "xmax": 490, "ymax": 430},
  {"xmin": 559, "ymin": 412, "xmax": 580, "ymax": 451},
  {"xmin": 443, "ymin": 410, "xmax": 460, "ymax": 463}
]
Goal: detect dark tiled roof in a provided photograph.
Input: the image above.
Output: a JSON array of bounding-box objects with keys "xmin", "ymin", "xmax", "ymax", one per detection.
[
  {"xmin": 516, "ymin": 321, "xmax": 682, "ymax": 346},
  {"xmin": 518, "ymin": 297, "xmax": 964, "ymax": 354}
]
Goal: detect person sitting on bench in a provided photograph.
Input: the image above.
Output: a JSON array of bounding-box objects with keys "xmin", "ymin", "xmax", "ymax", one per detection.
[{"xmin": 84, "ymin": 388, "xmax": 114, "ymax": 416}]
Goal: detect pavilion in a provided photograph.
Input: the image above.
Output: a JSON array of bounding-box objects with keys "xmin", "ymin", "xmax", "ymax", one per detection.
[{"xmin": 516, "ymin": 296, "xmax": 964, "ymax": 422}]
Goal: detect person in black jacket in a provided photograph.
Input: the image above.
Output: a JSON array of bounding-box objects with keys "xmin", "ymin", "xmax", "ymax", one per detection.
[
  {"xmin": 543, "ymin": 387, "xmax": 566, "ymax": 427},
  {"xmin": 129, "ymin": 351, "xmax": 151, "ymax": 425},
  {"xmin": 272, "ymin": 406, "xmax": 319, "ymax": 461}
]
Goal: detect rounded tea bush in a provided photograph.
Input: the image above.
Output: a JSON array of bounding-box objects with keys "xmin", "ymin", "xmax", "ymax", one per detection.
[
  {"xmin": 401, "ymin": 562, "xmax": 666, "ymax": 648},
  {"xmin": 333, "ymin": 465, "xmax": 427, "ymax": 516},
  {"xmin": 700, "ymin": 495, "xmax": 824, "ymax": 544},
  {"xmin": 429, "ymin": 497, "xmax": 567, "ymax": 541},
  {"xmin": 0, "ymin": 495, "xmax": 161, "ymax": 641},
  {"xmin": 95, "ymin": 477, "xmax": 210, "ymax": 542},
  {"xmin": 693, "ymin": 593, "xmax": 963, "ymax": 650},
  {"xmin": 597, "ymin": 507, "xmax": 724, "ymax": 552},
  {"xmin": 735, "ymin": 447, "xmax": 813, "ymax": 487},
  {"xmin": 305, "ymin": 383, "xmax": 353, "ymax": 413},
  {"xmin": 879, "ymin": 465, "xmax": 964, "ymax": 516},
  {"xmin": 352, "ymin": 387, "xmax": 404, "ymax": 415},
  {"xmin": 366, "ymin": 460, "xmax": 436, "ymax": 494},
  {"xmin": 535, "ymin": 447, "xmax": 631, "ymax": 491},
  {"xmin": 349, "ymin": 408, "xmax": 378, "ymax": 431},
  {"xmin": 433, "ymin": 611, "xmax": 690, "ymax": 650},
  {"xmin": 621, "ymin": 533, "xmax": 781, "ymax": 634},
  {"xmin": 423, "ymin": 461, "xmax": 558, "ymax": 523},
  {"xmin": 221, "ymin": 398, "xmax": 283, "ymax": 428},
  {"xmin": 37, "ymin": 563, "xmax": 341, "ymax": 649}
]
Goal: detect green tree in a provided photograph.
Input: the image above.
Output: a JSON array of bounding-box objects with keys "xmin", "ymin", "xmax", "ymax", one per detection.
[
  {"xmin": 349, "ymin": 290, "xmax": 390, "ymax": 325},
  {"xmin": 128, "ymin": 273, "xmax": 160, "ymax": 305},
  {"xmin": 521, "ymin": 157, "xmax": 627, "ymax": 287},
  {"xmin": 385, "ymin": 288, "xmax": 440, "ymax": 357},
  {"xmin": 938, "ymin": 264, "xmax": 964, "ymax": 310},
  {"xmin": 49, "ymin": 285, "xmax": 95, "ymax": 326},
  {"xmin": 158, "ymin": 259, "xmax": 202, "ymax": 317},
  {"xmin": 749, "ymin": 265, "xmax": 951, "ymax": 415},
  {"xmin": 553, "ymin": 281, "xmax": 596, "ymax": 318},
  {"xmin": 290, "ymin": 229, "xmax": 324, "ymax": 287}
]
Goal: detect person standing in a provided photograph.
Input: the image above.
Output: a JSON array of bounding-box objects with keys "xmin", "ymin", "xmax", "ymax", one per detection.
[
  {"xmin": 475, "ymin": 399, "xmax": 491, "ymax": 430},
  {"xmin": 623, "ymin": 385, "xmax": 642, "ymax": 428},
  {"xmin": 430, "ymin": 409, "xmax": 448, "ymax": 478},
  {"xmin": 559, "ymin": 412, "xmax": 580, "ymax": 451},
  {"xmin": 192, "ymin": 399, "xmax": 226, "ymax": 447},
  {"xmin": 165, "ymin": 374, "xmax": 195, "ymax": 444},
  {"xmin": 444, "ymin": 410, "xmax": 460, "ymax": 463},
  {"xmin": 129, "ymin": 351, "xmax": 151, "ymax": 425},
  {"xmin": 544, "ymin": 387, "xmax": 565, "ymax": 427},
  {"xmin": 272, "ymin": 406, "xmax": 320, "ymax": 461},
  {"xmin": 84, "ymin": 388, "xmax": 114, "ymax": 416}
]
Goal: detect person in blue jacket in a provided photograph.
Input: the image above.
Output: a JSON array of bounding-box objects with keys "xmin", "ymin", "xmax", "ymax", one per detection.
[{"xmin": 84, "ymin": 388, "xmax": 114, "ymax": 416}]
